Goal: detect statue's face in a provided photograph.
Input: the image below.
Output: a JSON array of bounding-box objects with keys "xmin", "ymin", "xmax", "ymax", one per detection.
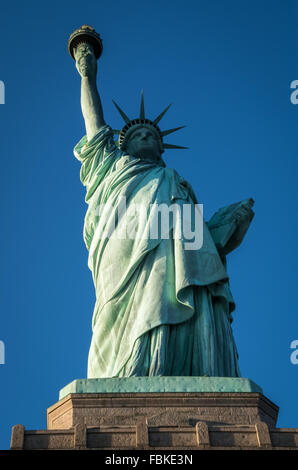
[
  {"xmin": 74, "ymin": 42, "xmax": 97, "ymax": 77},
  {"xmin": 125, "ymin": 127, "xmax": 163, "ymax": 161}
]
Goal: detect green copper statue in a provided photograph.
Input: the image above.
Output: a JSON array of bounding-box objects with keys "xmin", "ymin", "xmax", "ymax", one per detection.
[{"xmin": 69, "ymin": 26, "xmax": 254, "ymax": 379}]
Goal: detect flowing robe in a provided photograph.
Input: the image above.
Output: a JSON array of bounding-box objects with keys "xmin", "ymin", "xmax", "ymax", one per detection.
[{"xmin": 74, "ymin": 125, "xmax": 241, "ymax": 378}]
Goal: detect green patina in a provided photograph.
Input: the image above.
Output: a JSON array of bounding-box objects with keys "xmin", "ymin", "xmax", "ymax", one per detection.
[
  {"xmin": 68, "ymin": 26, "xmax": 255, "ymax": 381},
  {"xmin": 59, "ymin": 377, "xmax": 263, "ymax": 400}
]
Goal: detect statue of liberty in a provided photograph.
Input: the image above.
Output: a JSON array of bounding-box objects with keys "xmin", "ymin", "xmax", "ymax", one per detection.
[{"xmin": 69, "ymin": 26, "xmax": 254, "ymax": 379}]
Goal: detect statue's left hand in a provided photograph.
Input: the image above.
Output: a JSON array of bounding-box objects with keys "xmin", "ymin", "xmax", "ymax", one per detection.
[
  {"xmin": 220, "ymin": 201, "xmax": 254, "ymax": 255},
  {"xmin": 208, "ymin": 198, "xmax": 255, "ymax": 257}
]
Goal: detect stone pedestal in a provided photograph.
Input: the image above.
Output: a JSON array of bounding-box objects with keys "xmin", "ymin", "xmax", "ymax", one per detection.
[
  {"xmin": 10, "ymin": 377, "xmax": 298, "ymax": 450},
  {"xmin": 47, "ymin": 392, "xmax": 278, "ymax": 430}
]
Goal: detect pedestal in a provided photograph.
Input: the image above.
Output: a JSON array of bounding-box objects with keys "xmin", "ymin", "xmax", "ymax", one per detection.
[{"xmin": 10, "ymin": 377, "xmax": 298, "ymax": 450}]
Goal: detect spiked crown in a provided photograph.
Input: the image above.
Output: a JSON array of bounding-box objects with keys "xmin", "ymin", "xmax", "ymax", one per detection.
[{"xmin": 112, "ymin": 91, "xmax": 187, "ymax": 151}]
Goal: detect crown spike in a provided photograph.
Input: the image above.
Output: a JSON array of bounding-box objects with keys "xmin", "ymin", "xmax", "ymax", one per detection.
[
  {"xmin": 140, "ymin": 90, "xmax": 145, "ymax": 120},
  {"xmin": 161, "ymin": 125, "xmax": 186, "ymax": 137},
  {"xmin": 112, "ymin": 100, "xmax": 130, "ymax": 124},
  {"xmin": 153, "ymin": 104, "xmax": 172, "ymax": 125},
  {"xmin": 163, "ymin": 143, "xmax": 189, "ymax": 150}
]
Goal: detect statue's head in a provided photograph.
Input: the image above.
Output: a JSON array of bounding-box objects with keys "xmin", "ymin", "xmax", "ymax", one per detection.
[
  {"xmin": 73, "ymin": 42, "xmax": 97, "ymax": 78},
  {"xmin": 123, "ymin": 124, "xmax": 164, "ymax": 162},
  {"xmin": 112, "ymin": 92, "xmax": 187, "ymax": 164}
]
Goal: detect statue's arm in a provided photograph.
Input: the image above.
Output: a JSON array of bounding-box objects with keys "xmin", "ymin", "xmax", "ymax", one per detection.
[
  {"xmin": 74, "ymin": 43, "xmax": 105, "ymax": 142},
  {"xmin": 80, "ymin": 76, "xmax": 105, "ymax": 141}
]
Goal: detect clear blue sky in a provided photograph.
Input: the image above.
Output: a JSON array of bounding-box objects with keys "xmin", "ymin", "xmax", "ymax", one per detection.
[{"xmin": 0, "ymin": 0, "xmax": 297, "ymax": 449}]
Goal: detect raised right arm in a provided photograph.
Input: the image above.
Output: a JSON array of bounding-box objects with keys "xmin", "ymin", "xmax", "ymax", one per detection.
[{"xmin": 74, "ymin": 42, "xmax": 105, "ymax": 142}]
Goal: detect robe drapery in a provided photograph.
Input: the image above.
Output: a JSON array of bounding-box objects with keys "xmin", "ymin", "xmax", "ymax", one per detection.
[{"xmin": 74, "ymin": 125, "xmax": 241, "ymax": 378}]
